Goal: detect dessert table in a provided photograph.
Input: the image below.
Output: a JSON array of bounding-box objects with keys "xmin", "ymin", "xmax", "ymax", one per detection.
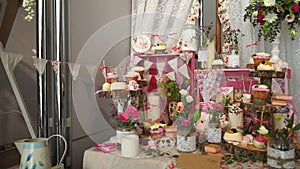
[
  {"xmin": 82, "ymin": 144, "xmax": 279, "ymax": 169},
  {"xmin": 83, "ymin": 147, "xmax": 173, "ymax": 169}
]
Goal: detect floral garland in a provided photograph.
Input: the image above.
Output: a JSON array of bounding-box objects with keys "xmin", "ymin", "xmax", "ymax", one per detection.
[
  {"xmin": 244, "ymin": 0, "xmax": 300, "ymax": 42},
  {"xmin": 22, "ymin": 0, "xmax": 36, "ymax": 21},
  {"xmin": 218, "ymin": 0, "xmax": 232, "ymax": 55}
]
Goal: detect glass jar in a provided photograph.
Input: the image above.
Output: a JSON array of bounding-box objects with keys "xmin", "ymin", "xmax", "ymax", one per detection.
[
  {"xmin": 116, "ymin": 126, "xmax": 136, "ymax": 144},
  {"xmin": 176, "ymin": 128, "xmax": 196, "ymax": 152},
  {"xmin": 267, "ymin": 138, "xmax": 295, "ymax": 169},
  {"xmin": 197, "ymin": 47, "xmax": 209, "ymax": 69}
]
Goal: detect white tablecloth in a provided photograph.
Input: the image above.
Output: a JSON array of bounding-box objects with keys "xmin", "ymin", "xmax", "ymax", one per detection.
[{"xmin": 82, "ymin": 147, "xmax": 174, "ymax": 169}]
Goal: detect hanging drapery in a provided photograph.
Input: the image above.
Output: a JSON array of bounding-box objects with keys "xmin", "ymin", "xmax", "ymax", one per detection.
[
  {"xmin": 218, "ymin": 0, "xmax": 300, "ymax": 113},
  {"xmin": 131, "ymin": 0, "xmax": 193, "ymax": 51}
]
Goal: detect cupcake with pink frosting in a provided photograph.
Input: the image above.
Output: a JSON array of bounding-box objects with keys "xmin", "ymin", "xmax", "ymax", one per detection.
[
  {"xmin": 253, "ymin": 136, "xmax": 266, "ymax": 148},
  {"xmin": 106, "ymin": 73, "xmax": 118, "ymax": 84},
  {"xmin": 252, "ymin": 84, "xmax": 270, "ymax": 100}
]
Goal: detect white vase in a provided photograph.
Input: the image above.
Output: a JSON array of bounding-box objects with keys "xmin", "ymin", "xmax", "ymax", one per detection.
[{"xmin": 270, "ymin": 33, "xmax": 289, "ymax": 69}]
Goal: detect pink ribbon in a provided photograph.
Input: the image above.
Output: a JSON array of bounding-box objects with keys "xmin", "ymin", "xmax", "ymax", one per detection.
[
  {"xmin": 246, "ymin": 41, "xmax": 259, "ymax": 48},
  {"xmin": 254, "ymin": 117, "xmax": 269, "ymax": 124},
  {"xmin": 94, "ymin": 143, "xmax": 116, "ymax": 153}
]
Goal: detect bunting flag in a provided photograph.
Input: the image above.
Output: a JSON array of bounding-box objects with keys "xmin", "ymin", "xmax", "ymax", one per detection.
[
  {"xmin": 168, "ymin": 57, "xmax": 178, "ymax": 72},
  {"xmin": 144, "ymin": 60, "xmax": 153, "ymax": 71},
  {"xmin": 2, "ymin": 52, "xmax": 23, "ymax": 72},
  {"xmin": 68, "ymin": 63, "xmax": 81, "ymax": 80},
  {"xmin": 51, "ymin": 61, "xmax": 61, "ymax": 74},
  {"xmin": 32, "ymin": 57, "xmax": 48, "ymax": 76},
  {"xmin": 131, "ymin": 56, "xmax": 143, "ymax": 66},
  {"xmin": 86, "ymin": 65, "xmax": 98, "ymax": 81},
  {"xmin": 156, "ymin": 62, "xmax": 165, "ymax": 77},
  {"xmin": 178, "ymin": 64, "xmax": 190, "ymax": 79},
  {"xmin": 166, "ymin": 71, "xmax": 176, "ymax": 81}
]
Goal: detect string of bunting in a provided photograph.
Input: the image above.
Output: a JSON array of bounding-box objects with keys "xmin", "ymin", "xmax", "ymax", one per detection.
[{"xmin": 3, "ymin": 52, "xmax": 191, "ymax": 82}]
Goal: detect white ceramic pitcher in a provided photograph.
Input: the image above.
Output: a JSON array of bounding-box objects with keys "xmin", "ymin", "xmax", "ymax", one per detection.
[{"xmin": 15, "ymin": 134, "xmax": 67, "ymax": 169}]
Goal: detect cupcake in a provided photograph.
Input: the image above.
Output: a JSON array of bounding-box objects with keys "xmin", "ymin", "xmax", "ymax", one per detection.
[
  {"xmin": 154, "ymin": 43, "xmax": 167, "ymax": 54},
  {"xmin": 124, "ymin": 71, "xmax": 139, "ymax": 83},
  {"xmin": 150, "ymin": 123, "xmax": 166, "ymax": 140},
  {"xmin": 106, "ymin": 73, "xmax": 118, "ymax": 84},
  {"xmin": 102, "ymin": 82, "xmax": 111, "ymax": 91},
  {"xmin": 242, "ymin": 92, "xmax": 251, "ymax": 103},
  {"xmin": 131, "ymin": 66, "xmax": 145, "ymax": 79},
  {"xmin": 246, "ymin": 58, "xmax": 255, "ymax": 69},
  {"xmin": 252, "ymin": 52, "xmax": 270, "ymax": 69},
  {"xmin": 253, "ymin": 136, "xmax": 266, "ymax": 148},
  {"xmin": 252, "ymin": 84, "xmax": 270, "ymax": 100}
]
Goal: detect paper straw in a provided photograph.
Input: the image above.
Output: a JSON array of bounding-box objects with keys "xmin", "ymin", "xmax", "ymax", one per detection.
[{"xmin": 242, "ymin": 74, "xmax": 246, "ymax": 92}]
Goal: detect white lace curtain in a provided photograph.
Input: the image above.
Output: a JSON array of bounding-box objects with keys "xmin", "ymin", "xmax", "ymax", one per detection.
[
  {"xmin": 131, "ymin": 0, "xmax": 193, "ymax": 49},
  {"xmin": 228, "ymin": 0, "xmax": 300, "ymax": 114}
]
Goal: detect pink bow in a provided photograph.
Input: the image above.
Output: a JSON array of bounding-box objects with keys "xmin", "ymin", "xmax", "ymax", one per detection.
[{"xmin": 254, "ymin": 117, "xmax": 269, "ymax": 124}]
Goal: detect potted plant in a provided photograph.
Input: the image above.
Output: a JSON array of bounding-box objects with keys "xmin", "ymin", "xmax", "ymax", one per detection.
[
  {"xmin": 267, "ymin": 113, "xmax": 300, "ymax": 168},
  {"xmin": 115, "ymin": 106, "xmax": 140, "ymax": 144},
  {"xmin": 171, "ymin": 89, "xmax": 200, "ymax": 152}
]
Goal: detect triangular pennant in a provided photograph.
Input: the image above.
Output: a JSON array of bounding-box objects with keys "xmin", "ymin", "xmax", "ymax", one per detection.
[
  {"xmin": 168, "ymin": 57, "xmax": 178, "ymax": 72},
  {"xmin": 144, "ymin": 60, "xmax": 153, "ymax": 70},
  {"xmin": 166, "ymin": 71, "xmax": 176, "ymax": 81},
  {"xmin": 156, "ymin": 62, "xmax": 165, "ymax": 77},
  {"xmin": 131, "ymin": 56, "xmax": 143, "ymax": 66},
  {"xmin": 86, "ymin": 65, "xmax": 98, "ymax": 81},
  {"xmin": 6, "ymin": 53, "xmax": 23, "ymax": 71},
  {"xmin": 178, "ymin": 64, "xmax": 190, "ymax": 79},
  {"xmin": 32, "ymin": 57, "xmax": 48, "ymax": 76},
  {"xmin": 68, "ymin": 63, "xmax": 81, "ymax": 80},
  {"xmin": 51, "ymin": 61, "xmax": 61, "ymax": 74}
]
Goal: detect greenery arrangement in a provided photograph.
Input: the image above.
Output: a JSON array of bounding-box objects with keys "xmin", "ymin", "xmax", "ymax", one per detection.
[
  {"xmin": 268, "ymin": 113, "xmax": 300, "ymax": 150},
  {"xmin": 223, "ymin": 29, "xmax": 244, "ymax": 52},
  {"xmin": 22, "ymin": 0, "xmax": 36, "ymax": 21},
  {"xmin": 199, "ymin": 22, "xmax": 215, "ymax": 48},
  {"xmin": 244, "ymin": 0, "xmax": 300, "ymax": 42},
  {"xmin": 158, "ymin": 76, "xmax": 181, "ymax": 103}
]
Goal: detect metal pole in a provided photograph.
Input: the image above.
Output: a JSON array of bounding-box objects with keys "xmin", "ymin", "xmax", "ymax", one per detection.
[
  {"xmin": 198, "ymin": 0, "xmax": 204, "ymax": 47},
  {"xmin": 37, "ymin": 0, "xmax": 48, "ymax": 137}
]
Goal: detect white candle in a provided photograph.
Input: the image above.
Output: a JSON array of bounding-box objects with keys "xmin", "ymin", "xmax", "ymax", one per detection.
[
  {"xmin": 121, "ymin": 134, "xmax": 139, "ymax": 157},
  {"xmin": 147, "ymin": 95, "xmax": 161, "ymax": 120}
]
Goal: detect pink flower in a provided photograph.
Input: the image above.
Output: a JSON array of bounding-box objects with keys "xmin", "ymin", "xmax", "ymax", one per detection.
[
  {"xmin": 292, "ymin": 5, "xmax": 300, "ymax": 12},
  {"xmin": 255, "ymin": 136, "xmax": 266, "ymax": 142},
  {"xmin": 212, "ymin": 102, "xmax": 223, "ymax": 110},
  {"xmin": 118, "ymin": 112, "xmax": 129, "ymax": 122},
  {"xmin": 181, "ymin": 119, "xmax": 191, "ymax": 126},
  {"xmin": 155, "ymin": 118, "xmax": 164, "ymax": 123},
  {"xmin": 125, "ymin": 106, "xmax": 139, "ymax": 119},
  {"xmin": 237, "ymin": 125, "xmax": 243, "ymax": 130}
]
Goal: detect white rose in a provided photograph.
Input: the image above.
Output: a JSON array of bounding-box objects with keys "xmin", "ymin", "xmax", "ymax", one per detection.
[
  {"xmin": 186, "ymin": 95, "xmax": 194, "ymax": 103},
  {"xmin": 179, "ymin": 89, "xmax": 188, "ymax": 96},
  {"xmin": 263, "ymin": 0, "xmax": 275, "ymax": 6},
  {"xmin": 252, "ymin": 11, "xmax": 258, "ymax": 17}
]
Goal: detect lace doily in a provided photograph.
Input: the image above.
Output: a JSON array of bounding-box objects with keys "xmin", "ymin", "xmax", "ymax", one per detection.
[{"xmin": 194, "ymin": 69, "xmax": 224, "ymax": 102}]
